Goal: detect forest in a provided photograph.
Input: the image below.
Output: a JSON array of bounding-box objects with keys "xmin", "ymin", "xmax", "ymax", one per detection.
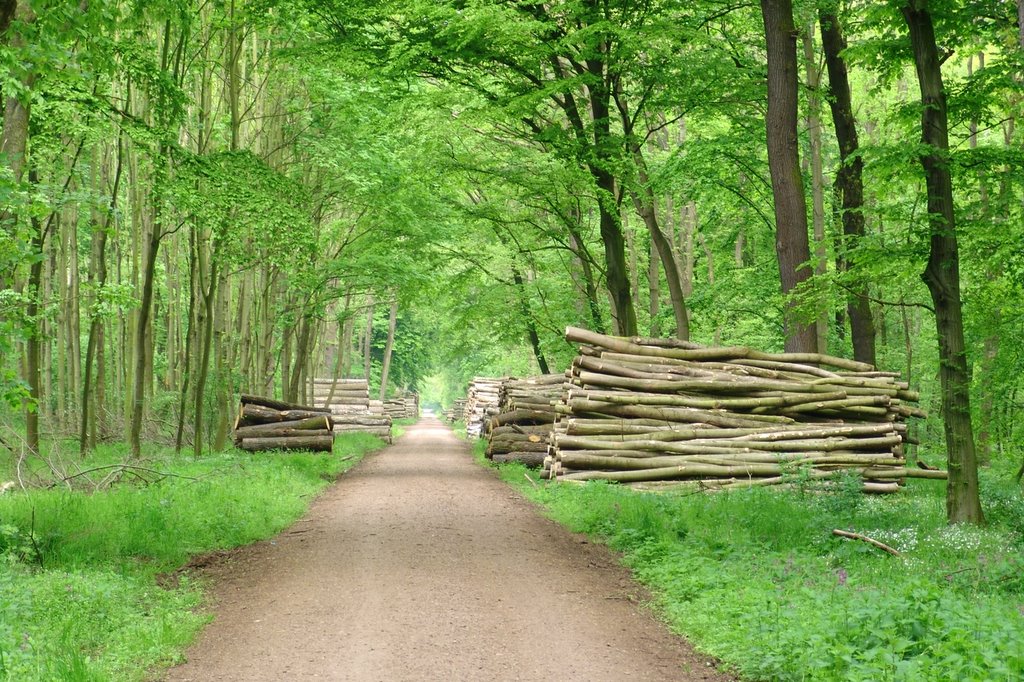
[{"xmin": 1, "ymin": 0, "xmax": 1023, "ymax": 678}]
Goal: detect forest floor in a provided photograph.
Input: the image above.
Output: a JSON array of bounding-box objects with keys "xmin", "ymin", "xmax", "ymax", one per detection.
[{"xmin": 162, "ymin": 418, "xmax": 732, "ymax": 681}]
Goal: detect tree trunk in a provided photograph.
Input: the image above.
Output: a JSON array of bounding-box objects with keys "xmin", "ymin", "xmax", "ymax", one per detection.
[
  {"xmin": 819, "ymin": 9, "xmax": 876, "ymax": 365},
  {"xmin": 902, "ymin": 0, "xmax": 983, "ymax": 524},
  {"xmin": 802, "ymin": 24, "xmax": 828, "ymax": 354},
  {"xmin": 761, "ymin": 0, "xmax": 817, "ymax": 353},
  {"xmin": 510, "ymin": 264, "xmax": 551, "ymax": 374},
  {"xmin": 378, "ymin": 298, "xmax": 398, "ymax": 401},
  {"xmin": 175, "ymin": 226, "xmax": 199, "ymax": 452},
  {"xmin": 363, "ymin": 294, "xmax": 374, "ymax": 381},
  {"xmin": 81, "ymin": 138, "xmax": 123, "ymax": 455},
  {"xmin": 192, "ymin": 246, "xmax": 218, "ymax": 458},
  {"xmin": 24, "ymin": 205, "xmax": 43, "ymax": 454},
  {"xmin": 588, "ymin": 72, "xmax": 637, "ymax": 336},
  {"xmin": 648, "ymin": 230, "xmax": 660, "ymax": 337}
]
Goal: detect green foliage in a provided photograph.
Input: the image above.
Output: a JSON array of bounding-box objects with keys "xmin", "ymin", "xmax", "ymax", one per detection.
[{"xmin": 0, "ymin": 434, "xmax": 380, "ymax": 680}]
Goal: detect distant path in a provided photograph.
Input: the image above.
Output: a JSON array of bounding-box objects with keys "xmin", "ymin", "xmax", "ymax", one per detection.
[{"xmin": 164, "ymin": 418, "xmax": 732, "ymax": 681}]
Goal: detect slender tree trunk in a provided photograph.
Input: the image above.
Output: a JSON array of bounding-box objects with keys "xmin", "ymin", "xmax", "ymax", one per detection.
[
  {"xmin": 192, "ymin": 251, "xmax": 218, "ymax": 457},
  {"xmin": 176, "ymin": 224, "xmax": 201, "ymax": 451},
  {"xmin": 24, "ymin": 203, "xmax": 43, "ymax": 454},
  {"xmin": 378, "ymin": 299, "xmax": 398, "ymax": 401},
  {"xmin": 902, "ymin": 0, "xmax": 983, "ymax": 524},
  {"xmin": 615, "ymin": 94, "xmax": 690, "ymax": 339},
  {"xmin": 819, "ymin": 9, "xmax": 876, "ymax": 365},
  {"xmin": 81, "ymin": 138, "xmax": 123, "ymax": 454},
  {"xmin": 511, "ymin": 265, "xmax": 550, "ymax": 374},
  {"xmin": 648, "ymin": 232, "xmax": 660, "ymax": 337},
  {"xmin": 363, "ymin": 295, "xmax": 375, "ymax": 381},
  {"xmin": 761, "ymin": 0, "xmax": 817, "ymax": 353},
  {"xmin": 566, "ymin": 217, "xmax": 605, "ymax": 333},
  {"xmin": 802, "ymin": 24, "xmax": 828, "ymax": 354}
]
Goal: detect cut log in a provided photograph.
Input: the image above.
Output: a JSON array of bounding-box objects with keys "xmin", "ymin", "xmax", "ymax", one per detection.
[
  {"xmin": 239, "ymin": 435, "xmax": 334, "ymax": 452},
  {"xmin": 234, "ymin": 416, "xmax": 334, "ymax": 440},
  {"xmin": 240, "ymin": 394, "xmax": 330, "ymax": 413}
]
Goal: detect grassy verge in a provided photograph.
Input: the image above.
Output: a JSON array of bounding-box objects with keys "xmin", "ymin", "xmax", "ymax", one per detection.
[
  {"xmin": 487, "ymin": 459, "xmax": 1024, "ymax": 680},
  {"xmin": 0, "ymin": 433, "xmax": 383, "ymax": 681},
  {"xmin": 391, "ymin": 417, "xmax": 418, "ymax": 440}
]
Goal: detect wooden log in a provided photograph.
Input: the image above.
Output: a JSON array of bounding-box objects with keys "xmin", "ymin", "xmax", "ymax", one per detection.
[
  {"xmin": 575, "ymin": 369, "xmax": 842, "ymax": 397},
  {"xmin": 238, "ymin": 404, "xmax": 334, "ymax": 425},
  {"xmin": 492, "ymin": 452, "xmax": 547, "ymax": 467},
  {"xmin": 570, "ymin": 388, "xmax": 849, "ymax": 411},
  {"xmin": 487, "ymin": 409, "xmax": 559, "ymax": 428},
  {"xmin": 565, "ymin": 326, "xmax": 875, "ymax": 371},
  {"xmin": 567, "ymin": 399, "xmax": 795, "ymax": 427},
  {"xmin": 571, "ymin": 434, "xmax": 905, "ymax": 454},
  {"xmin": 239, "ymin": 435, "xmax": 334, "ymax": 452},
  {"xmin": 555, "ymin": 452, "xmax": 903, "ymax": 471},
  {"xmin": 236, "ymin": 428, "xmax": 333, "ymax": 442},
  {"xmin": 234, "ymin": 415, "xmax": 333, "ymax": 439},
  {"xmin": 240, "ymin": 394, "xmax": 330, "ymax": 413}
]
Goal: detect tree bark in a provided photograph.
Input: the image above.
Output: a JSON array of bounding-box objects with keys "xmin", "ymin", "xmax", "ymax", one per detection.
[
  {"xmin": 801, "ymin": 24, "xmax": 828, "ymax": 354},
  {"xmin": 511, "ymin": 265, "xmax": 551, "ymax": 374},
  {"xmin": 761, "ymin": 0, "xmax": 817, "ymax": 353},
  {"xmin": 819, "ymin": 10, "xmax": 876, "ymax": 365},
  {"xmin": 81, "ymin": 138, "xmax": 123, "ymax": 454},
  {"xmin": 902, "ymin": 0, "xmax": 983, "ymax": 524},
  {"xmin": 363, "ymin": 294, "xmax": 374, "ymax": 381},
  {"xmin": 378, "ymin": 298, "xmax": 398, "ymax": 400}
]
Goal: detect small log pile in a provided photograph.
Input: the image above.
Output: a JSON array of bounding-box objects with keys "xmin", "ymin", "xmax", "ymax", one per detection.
[
  {"xmin": 485, "ymin": 374, "xmax": 565, "ymax": 466},
  {"xmin": 311, "ymin": 378, "xmax": 392, "ymax": 442},
  {"xmin": 312, "ymin": 378, "xmax": 370, "ymax": 413},
  {"xmin": 465, "ymin": 378, "xmax": 503, "ymax": 438},
  {"xmin": 233, "ymin": 395, "xmax": 335, "ymax": 452},
  {"xmin": 446, "ymin": 395, "xmax": 466, "ymax": 421},
  {"xmin": 383, "ymin": 392, "xmax": 420, "ymax": 420},
  {"xmin": 542, "ymin": 327, "xmax": 945, "ymax": 493}
]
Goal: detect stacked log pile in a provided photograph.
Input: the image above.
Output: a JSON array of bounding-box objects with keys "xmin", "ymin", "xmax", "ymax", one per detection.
[
  {"xmin": 543, "ymin": 327, "xmax": 944, "ymax": 494},
  {"xmin": 485, "ymin": 374, "xmax": 565, "ymax": 466},
  {"xmin": 311, "ymin": 378, "xmax": 392, "ymax": 442},
  {"xmin": 383, "ymin": 392, "xmax": 419, "ymax": 420},
  {"xmin": 445, "ymin": 398, "xmax": 468, "ymax": 423},
  {"xmin": 465, "ymin": 378, "xmax": 503, "ymax": 438},
  {"xmin": 311, "ymin": 378, "xmax": 371, "ymax": 414},
  {"xmin": 233, "ymin": 395, "xmax": 335, "ymax": 452}
]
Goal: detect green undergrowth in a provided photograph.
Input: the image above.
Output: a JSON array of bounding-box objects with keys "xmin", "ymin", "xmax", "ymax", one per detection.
[
  {"xmin": 0, "ymin": 433, "xmax": 381, "ymax": 681},
  {"xmin": 490, "ymin": 459, "xmax": 1024, "ymax": 681}
]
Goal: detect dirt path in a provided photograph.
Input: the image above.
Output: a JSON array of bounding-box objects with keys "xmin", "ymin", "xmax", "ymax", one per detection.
[{"xmin": 164, "ymin": 419, "xmax": 732, "ymax": 681}]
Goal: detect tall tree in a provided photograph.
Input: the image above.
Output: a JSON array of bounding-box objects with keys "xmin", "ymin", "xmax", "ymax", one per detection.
[
  {"xmin": 818, "ymin": 6, "xmax": 876, "ymax": 365},
  {"xmin": 760, "ymin": 0, "xmax": 817, "ymax": 353},
  {"xmin": 901, "ymin": 0, "xmax": 983, "ymax": 524}
]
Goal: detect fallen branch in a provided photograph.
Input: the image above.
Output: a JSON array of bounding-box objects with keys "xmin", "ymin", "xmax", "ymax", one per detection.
[
  {"xmin": 832, "ymin": 529, "xmax": 902, "ymax": 557},
  {"xmin": 53, "ymin": 464, "xmax": 200, "ymax": 489}
]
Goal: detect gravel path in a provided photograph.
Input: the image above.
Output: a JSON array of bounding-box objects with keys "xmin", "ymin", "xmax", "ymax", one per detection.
[{"xmin": 163, "ymin": 418, "xmax": 732, "ymax": 681}]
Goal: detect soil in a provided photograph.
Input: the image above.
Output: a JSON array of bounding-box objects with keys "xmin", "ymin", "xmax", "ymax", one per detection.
[{"xmin": 162, "ymin": 418, "xmax": 734, "ymax": 681}]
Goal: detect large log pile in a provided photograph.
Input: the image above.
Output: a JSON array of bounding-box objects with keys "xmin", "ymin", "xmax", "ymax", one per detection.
[
  {"xmin": 465, "ymin": 378, "xmax": 503, "ymax": 438},
  {"xmin": 233, "ymin": 395, "xmax": 335, "ymax": 452},
  {"xmin": 485, "ymin": 374, "xmax": 565, "ymax": 466},
  {"xmin": 310, "ymin": 378, "xmax": 392, "ymax": 442},
  {"xmin": 541, "ymin": 327, "xmax": 944, "ymax": 493}
]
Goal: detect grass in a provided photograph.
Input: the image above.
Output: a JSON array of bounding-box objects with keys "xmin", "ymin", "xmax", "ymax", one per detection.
[
  {"xmin": 391, "ymin": 417, "xmax": 418, "ymax": 440},
  {"xmin": 0, "ymin": 433, "xmax": 383, "ymax": 681},
  {"xmin": 486, "ymin": 457, "xmax": 1024, "ymax": 681}
]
